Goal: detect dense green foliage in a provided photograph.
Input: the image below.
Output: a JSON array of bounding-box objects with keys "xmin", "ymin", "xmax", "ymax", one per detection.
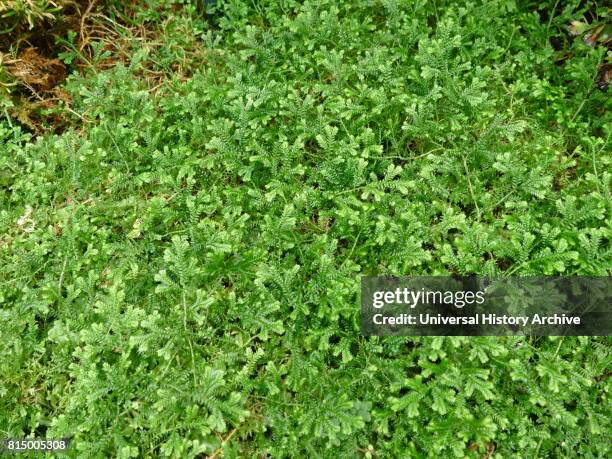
[
  {"xmin": 0, "ymin": 1, "xmax": 62, "ymax": 31},
  {"xmin": 1, "ymin": 0, "xmax": 610, "ymax": 457}
]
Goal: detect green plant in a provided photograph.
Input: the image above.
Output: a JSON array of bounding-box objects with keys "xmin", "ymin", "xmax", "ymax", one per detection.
[
  {"xmin": 0, "ymin": 0, "xmax": 63, "ymax": 32},
  {"xmin": 1, "ymin": 1, "xmax": 610, "ymax": 457}
]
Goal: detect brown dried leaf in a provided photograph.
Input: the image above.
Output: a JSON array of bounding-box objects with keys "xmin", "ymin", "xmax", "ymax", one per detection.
[
  {"xmin": 6, "ymin": 47, "xmax": 66, "ymax": 92},
  {"xmin": 596, "ymin": 64, "xmax": 612, "ymax": 91}
]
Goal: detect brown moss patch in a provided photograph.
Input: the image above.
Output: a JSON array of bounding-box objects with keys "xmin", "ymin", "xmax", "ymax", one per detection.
[{"xmin": 6, "ymin": 47, "xmax": 66, "ymax": 92}]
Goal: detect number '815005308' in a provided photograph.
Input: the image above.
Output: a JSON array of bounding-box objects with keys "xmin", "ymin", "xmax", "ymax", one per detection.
[{"xmin": 2, "ymin": 438, "xmax": 70, "ymax": 453}]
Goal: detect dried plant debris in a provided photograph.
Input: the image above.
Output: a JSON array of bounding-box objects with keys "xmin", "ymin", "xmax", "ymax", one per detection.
[
  {"xmin": 568, "ymin": 21, "xmax": 611, "ymax": 46},
  {"xmin": 5, "ymin": 47, "xmax": 66, "ymax": 92},
  {"xmin": 596, "ymin": 63, "xmax": 611, "ymax": 89}
]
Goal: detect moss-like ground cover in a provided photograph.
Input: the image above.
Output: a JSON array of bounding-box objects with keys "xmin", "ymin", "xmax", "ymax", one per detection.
[{"xmin": 1, "ymin": 1, "xmax": 610, "ymax": 457}]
